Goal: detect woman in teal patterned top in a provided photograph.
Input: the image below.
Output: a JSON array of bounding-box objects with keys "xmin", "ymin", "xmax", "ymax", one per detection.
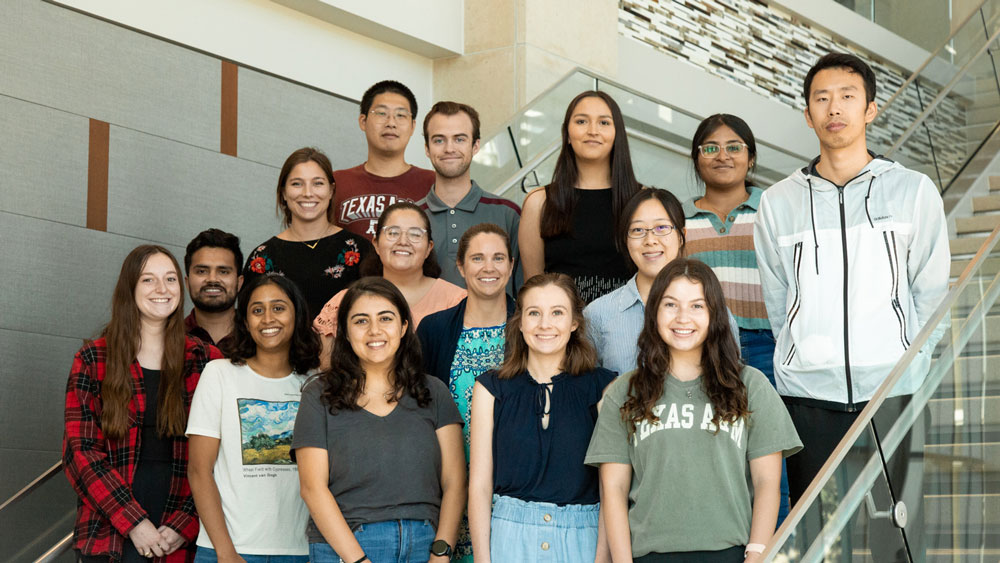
[{"xmin": 417, "ymin": 223, "xmax": 516, "ymax": 562}]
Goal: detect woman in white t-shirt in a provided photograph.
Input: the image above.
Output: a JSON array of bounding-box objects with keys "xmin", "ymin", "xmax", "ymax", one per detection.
[{"xmin": 187, "ymin": 273, "xmax": 322, "ymax": 562}]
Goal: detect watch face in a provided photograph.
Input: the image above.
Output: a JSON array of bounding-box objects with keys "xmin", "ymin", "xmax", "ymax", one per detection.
[{"xmin": 430, "ymin": 539, "xmax": 451, "ymax": 556}]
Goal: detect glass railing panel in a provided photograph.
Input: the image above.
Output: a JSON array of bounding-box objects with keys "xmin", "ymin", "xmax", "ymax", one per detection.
[
  {"xmin": 845, "ymin": 0, "xmax": 954, "ymax": 54},
  {"xmin": 767, "ymin": 228, "xmax": 1000, "ymax": 561},
  {"xmin": 472, "ymin": 71, "xmax": 595, "ymax": 193},
  {"xmin": 0, "ymin": 465, "xmax": 76, "ymax": 563},
  {"xmin": 494, "ymin": 148, "xmax": 559, "ymax": 207},
  {"xmin": 874, "ymin": 241, "xmax": 1000, "ymax": 562},
  {"xmin": 891, "ymin": 46, "xmax": 1000, "ymax": 192},
  {"xmin": 771, "ymin": 424, "xmax": 908, "ymax": 562},
  {"xmin": 874, "ymin": 3, "xmax": 1000, "ymax": 193},
  {"xmin": 625, "ymin": 134, "xmax": 696, "ymax": 200}
]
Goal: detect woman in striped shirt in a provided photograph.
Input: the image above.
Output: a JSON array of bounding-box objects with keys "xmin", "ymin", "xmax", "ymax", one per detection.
[{"xmin": 682, "ymin": 113, "xmax": 789, "ymax": 524}]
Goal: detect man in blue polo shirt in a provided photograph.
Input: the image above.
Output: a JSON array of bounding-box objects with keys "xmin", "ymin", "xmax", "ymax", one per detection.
[{"xmin": 418, "ymin": 101, "xmax": 522, "ymax": 295}]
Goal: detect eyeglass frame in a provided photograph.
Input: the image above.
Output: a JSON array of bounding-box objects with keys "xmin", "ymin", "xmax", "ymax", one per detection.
[
  {"xmin": 697, "ymin": 142, "xmax": 748, "ymax": 158},
  {"xmin": 367, "ymin": 107, "xmax": 414, "ymax": 123},
  {"xmin": 380, "ymin": 225, "xmax": 428, "ymax": 243},
  {"xmin": 626, "ymin": 224, "xmax": 678, "ymax": 239}
]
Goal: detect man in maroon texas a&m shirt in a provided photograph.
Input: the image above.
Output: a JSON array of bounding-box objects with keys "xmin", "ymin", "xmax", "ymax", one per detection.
[{"xmin": 333, "ymin": 80, "xmax": 435, "ymax": 239}]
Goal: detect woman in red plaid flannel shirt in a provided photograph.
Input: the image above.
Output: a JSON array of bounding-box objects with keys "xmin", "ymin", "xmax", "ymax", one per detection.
[{"xmin": 64, "ymin": 245, "xmax": 222, "ymax": 562}]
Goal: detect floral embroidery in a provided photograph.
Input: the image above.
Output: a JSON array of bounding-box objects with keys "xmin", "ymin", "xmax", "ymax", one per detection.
[
  {"xmin": 325, "ymin": 238, "xmax": 363, "ymax": 279},
  {"xmin": 249, "ymin": 256, "xmax": 271, "ymax": 274}
]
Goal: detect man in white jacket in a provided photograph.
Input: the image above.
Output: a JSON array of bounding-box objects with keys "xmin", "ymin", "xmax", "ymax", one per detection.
[{"xmin": 754, "ymin": 53, "xmax": 950, "ymax": 512}]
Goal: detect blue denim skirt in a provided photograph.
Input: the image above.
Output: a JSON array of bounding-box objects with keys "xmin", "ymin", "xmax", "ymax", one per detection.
[
  {"xmin": 309, "ymin": 519, "xmax": 434, "ymax": 563},
  {"xmin": 489, "ymin": 495, "xmax": 599, "ymax": 563}
]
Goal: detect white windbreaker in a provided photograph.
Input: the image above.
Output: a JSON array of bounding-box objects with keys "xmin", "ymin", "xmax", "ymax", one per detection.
[{"xmin": 754, "ymin": 156, "xmax": 950, "ymax": 409}]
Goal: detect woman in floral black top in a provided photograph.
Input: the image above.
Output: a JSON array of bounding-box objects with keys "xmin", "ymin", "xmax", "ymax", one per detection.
[{"xmin": 244, "ymin": 147, "xmax": 373, "ymax": 320}]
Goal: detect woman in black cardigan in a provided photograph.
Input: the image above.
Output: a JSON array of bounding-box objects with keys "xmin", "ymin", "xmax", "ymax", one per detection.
[{"xmin": 416, "ymin": 223, "xmax": 516, "ymax": 562}]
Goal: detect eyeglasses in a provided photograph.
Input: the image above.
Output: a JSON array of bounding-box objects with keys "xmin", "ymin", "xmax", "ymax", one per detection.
[
  {"xmin": 368, "ymin": 108, "xmax": 413, "ymax": 123},
  {"xmin": 381, "ymin": 226, "xmax": 427, "ymax": 243},
  {"xmin": 697, "ymin": 143, "xmax": 748, "ymax": 158},
  {"xmin": 626, "ymin": 224, "xmax": 677, "ymax": 239}
]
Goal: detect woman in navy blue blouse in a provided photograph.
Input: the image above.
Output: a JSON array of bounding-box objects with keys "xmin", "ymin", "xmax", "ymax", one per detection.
[{"xmin": 468, "ymin": 273, "xmax": 615, "ymax": 563}]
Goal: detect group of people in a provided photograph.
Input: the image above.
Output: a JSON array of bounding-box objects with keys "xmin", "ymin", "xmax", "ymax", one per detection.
[{"xmin": 63, "ymin": 51, "xmax": 949, "ymax": 563}]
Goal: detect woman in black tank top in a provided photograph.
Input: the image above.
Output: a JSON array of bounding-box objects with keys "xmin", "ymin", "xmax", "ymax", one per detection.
[{"xmin": 518, "ymin": 90, "xmax": 640, "ymax": 303}]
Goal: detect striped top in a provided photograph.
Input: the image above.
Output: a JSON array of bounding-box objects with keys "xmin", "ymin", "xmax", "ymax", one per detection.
[{"xmin": 683, "ymin": 186, "xmax": 769, "ymax": 330}]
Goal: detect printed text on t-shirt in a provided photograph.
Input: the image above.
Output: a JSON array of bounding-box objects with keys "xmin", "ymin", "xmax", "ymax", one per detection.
[{"xmin": 633, "ymin": 402, "xmax": 745, "ymax": 447}]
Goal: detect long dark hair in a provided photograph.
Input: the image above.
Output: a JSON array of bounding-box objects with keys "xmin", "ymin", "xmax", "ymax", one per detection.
[
  {"xmin": 360, "ymin": 201, "xmax": 442, "ymax": 278},
  {"xmin": 101, "ymin": 245, "xmax": 187, "ymax": 439},
  {"xmin": 320, "ymin": 277, "xmax": 430, "ymax": 411},
  {"xmin": 622, "ymin": 259, "xmax": 747, "ymax": 434},
  {"xmin": 690, "ymin": 114, "xmax": 757, "ymax": 188},
  {"xmin": 540, "ymin": 90, "xmax": 640, "ymax": 239},
  {"xmin": 616, "ymin": 188, "xmax": 687, "ymax": 273},
  {"xmin": 497, "ymin": 273, "xmax": 597, "ymax": 380},
  {"xmin": 225, "ymin": 273, "xmax": 321, "ymax": 375}
]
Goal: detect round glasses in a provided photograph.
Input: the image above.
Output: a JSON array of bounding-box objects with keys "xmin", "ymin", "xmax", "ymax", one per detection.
[
  {"xmin": 697, "ymin": 142, "xmax": 748, "ymax": 158},
  {"xmin": 381, "ymin": 226, "xmax": 428, "ymax": 243},
  {"xmin": 627, "ymin": 224, "xmax": 676, "ymax": 239},
  {"xmin": 368, "ymin": 108, "xmax": 413, "ymax": 124}
]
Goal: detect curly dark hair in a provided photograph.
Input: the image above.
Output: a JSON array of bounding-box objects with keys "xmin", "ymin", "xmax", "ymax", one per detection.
[
  {"xmin": 225, "ymin": 273, "xmax": 321, "ymax": 375},
  {"xmin": 320, "ymin": 277, "xmax": 430, "ymax": 412},
  {"xmin": 622, "ymin": 259, "xmax": 748, "ymax": 435}
]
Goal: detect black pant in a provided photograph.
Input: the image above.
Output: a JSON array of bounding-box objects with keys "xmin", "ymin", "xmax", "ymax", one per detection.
[
  {"xmin": 634, "ymin": 546, "xmax": 744, "ymax": 563},
  {"xmin": 784, "ymin": 397, "xmax": 922, "ymax": 563}
]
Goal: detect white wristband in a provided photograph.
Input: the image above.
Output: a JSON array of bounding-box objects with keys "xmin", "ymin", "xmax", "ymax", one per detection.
[{"xmin": 745, "ymin": 543, "xmax": 766, "ymax": 557}]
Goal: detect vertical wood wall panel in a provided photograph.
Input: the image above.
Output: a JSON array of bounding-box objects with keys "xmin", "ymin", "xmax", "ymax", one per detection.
[
  {"xmin": 86, "ymin": 119, "xmax": 109, "ymax": 231},
  {"xmin": 221, "ymin": 60, "xmax": 239, "ymax": 157}
]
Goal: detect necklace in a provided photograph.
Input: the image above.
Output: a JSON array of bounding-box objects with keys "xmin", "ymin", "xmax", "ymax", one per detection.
[{"xmin": 291, "ymin": 224, "xmax": 334, "ymax": 249}]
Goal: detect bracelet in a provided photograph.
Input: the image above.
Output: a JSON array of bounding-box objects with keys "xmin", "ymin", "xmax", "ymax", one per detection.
[
  {"xmin": 745, "ymin": 543, "xmax": 766, "ymax": 557},
  {"xmin": 352, "ymin": 556, "xmax": 369, "ymax": 563}
]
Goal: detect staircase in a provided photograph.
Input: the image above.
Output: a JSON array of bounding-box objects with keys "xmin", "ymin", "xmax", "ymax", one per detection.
[{"xmin": 952, "ymin": 176, "xmax": 1000, "ymax": 278}]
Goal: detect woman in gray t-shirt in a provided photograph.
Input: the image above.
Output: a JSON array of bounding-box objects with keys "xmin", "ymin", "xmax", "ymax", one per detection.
[
  {"xmin": 585, "ymin": 259, "xmax": 801, "ymax": 562},
  {"xmin": 293, "ymin": 277, "xmax": 465, "ymax": 563}
]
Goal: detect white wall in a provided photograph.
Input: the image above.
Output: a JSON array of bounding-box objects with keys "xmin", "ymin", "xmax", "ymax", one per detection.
[
  {"xmin": 274, "ymin": 0, "xmax": 463, "ymax": 57},
  {"xmin": 52, "ymin": 0, "xmax": 437, "ymax": 165}
]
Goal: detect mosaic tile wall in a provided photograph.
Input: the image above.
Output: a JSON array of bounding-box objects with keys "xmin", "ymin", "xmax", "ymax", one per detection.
[{"xmin": 619, "ymin": 0, "xmax": 968, "ymax": 178}]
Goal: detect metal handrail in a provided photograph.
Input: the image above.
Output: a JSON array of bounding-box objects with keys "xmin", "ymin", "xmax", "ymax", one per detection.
[
  {"xmin": 34, "ymin": 533, "xmax": 72, "ymax": 563},
  {"xmin": 876, "ymin": 0, "xmax": 990, "ymax": 118},
  {"xmin": 762, "ymin": 220, "xmax": 1000, "ymax": 560},
  {"xmin": 0, "ymin": 461, "xmax": 62, "ymax": 514}
]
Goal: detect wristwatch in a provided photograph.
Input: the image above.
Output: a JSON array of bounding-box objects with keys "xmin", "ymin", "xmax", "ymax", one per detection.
[{"xmin": 430, "ymin": 539, "xmax": 453, "ymax": 557}]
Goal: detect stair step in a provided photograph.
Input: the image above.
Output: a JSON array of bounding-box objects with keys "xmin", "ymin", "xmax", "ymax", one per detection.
[
  {"xmin": 950, "ymin": 236, "xmax": 988, "ymax": 256},
  {"xmin": 956, "ymin": 214, "xmax": 1000, "ymax": 235},
  {"xmin": 973, "ymin": 195, "xmax": 1000, "ymax": 213},
  {"xmin": 990, "ymin": 176, "xmax": 1000, "ymax": 192},
  {"xmin": 950, "ymin": 256, "xmax": 1000, "ymax": 277}
]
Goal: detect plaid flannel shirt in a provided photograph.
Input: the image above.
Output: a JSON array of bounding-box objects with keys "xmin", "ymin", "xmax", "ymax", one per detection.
[{"xmin": 63, "ymin": 336, "xmax": 222, "ymax": 562}]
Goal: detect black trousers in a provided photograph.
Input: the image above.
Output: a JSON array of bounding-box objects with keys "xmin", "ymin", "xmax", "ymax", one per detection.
[
  {"xmin": 634, "ymin": 545, "xmax": 744, "ymax": 563},
  {"xmin": 784, "ymin": 397, "xmax": 923, "ymax": 563}
]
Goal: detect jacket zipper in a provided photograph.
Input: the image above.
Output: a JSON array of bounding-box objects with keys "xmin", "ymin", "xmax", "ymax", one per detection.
[{"xmin": 838, "ymin": 187, "xmax": 856, "ymax": 410}]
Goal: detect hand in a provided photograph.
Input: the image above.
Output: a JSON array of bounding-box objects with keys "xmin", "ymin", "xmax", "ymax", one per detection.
[
  {"xmin": 128, "ymin": 519, "xmax": 166, "ymax": 558},
  {"xmin": 156, "ymin": 525, "xmax": 185, "ymax": 555},
  {"xmin": 429, "ymin": 556, "xmax": 450, "ymax": 563}
]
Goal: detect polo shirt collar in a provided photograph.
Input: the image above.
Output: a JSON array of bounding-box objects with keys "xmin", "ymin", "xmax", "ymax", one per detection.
[
  {"xmin": 683, "ymin": 185, "xmax": 762, "ymax": 219},
  {"xmin": 424, "ymin": 180, "xmax": 484, "ymax": 213}
]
